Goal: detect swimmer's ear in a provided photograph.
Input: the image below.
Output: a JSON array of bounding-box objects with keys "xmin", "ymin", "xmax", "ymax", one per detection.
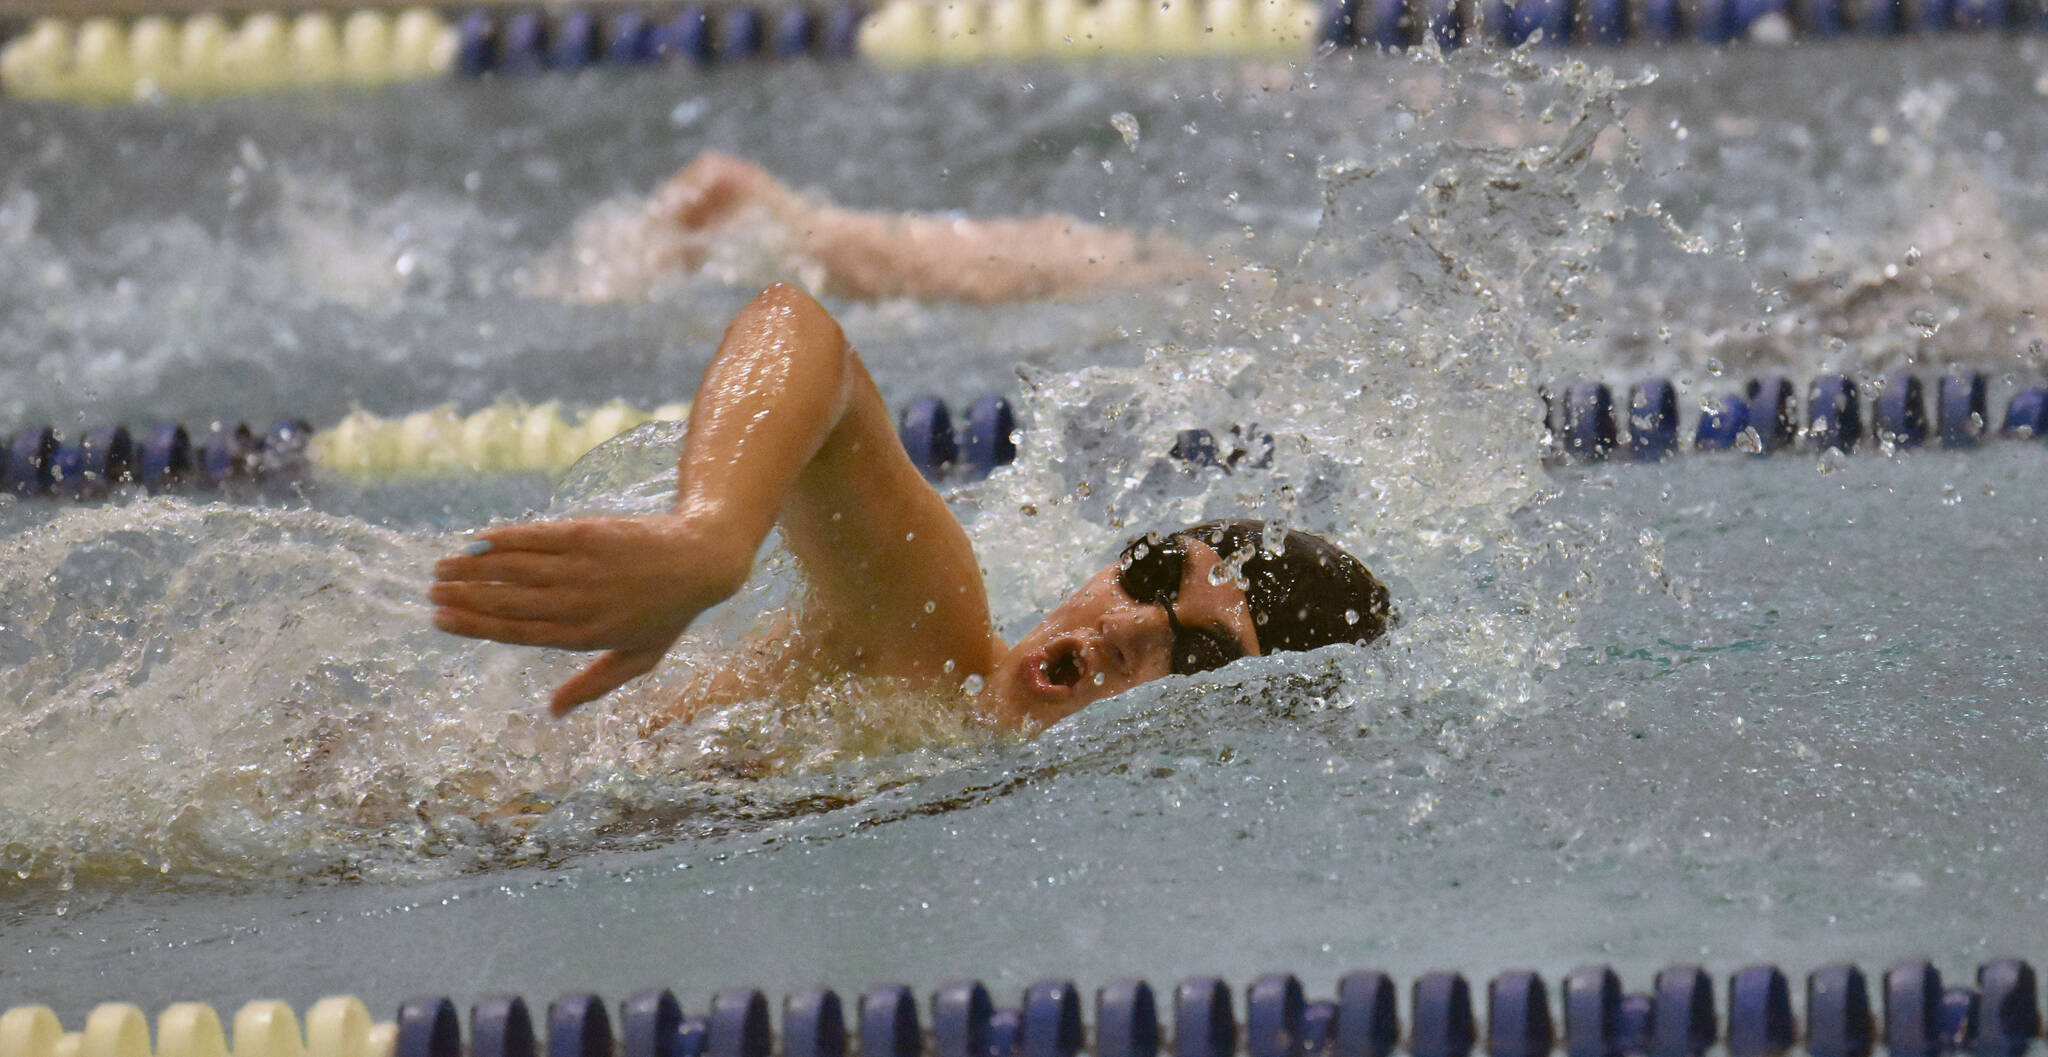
[{"xmin": 550, "ymin": 645, "xmax": 666, "ymax": 716}]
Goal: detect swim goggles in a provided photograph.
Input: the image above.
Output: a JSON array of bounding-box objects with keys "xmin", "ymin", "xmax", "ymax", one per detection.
[{"xmin": 1115, "ymin": 533, "xmax": 1251, "ymax": 676}]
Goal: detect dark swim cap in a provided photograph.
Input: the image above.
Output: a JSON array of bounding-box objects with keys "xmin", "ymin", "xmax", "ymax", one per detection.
[{"xmin": 1168, "ymin": 519, "xmax": 1392, "ymax": 655}]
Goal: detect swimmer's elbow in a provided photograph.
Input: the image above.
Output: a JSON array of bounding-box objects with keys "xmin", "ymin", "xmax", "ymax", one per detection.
[{"xmin": 741, "ymin": 283, "xmax": 845, "ymax": 348}]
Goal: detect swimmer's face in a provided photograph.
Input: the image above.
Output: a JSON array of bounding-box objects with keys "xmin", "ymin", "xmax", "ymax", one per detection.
[{"xmin": 986, "ymin": 539, "xmax": 1261, "ymax": 729}]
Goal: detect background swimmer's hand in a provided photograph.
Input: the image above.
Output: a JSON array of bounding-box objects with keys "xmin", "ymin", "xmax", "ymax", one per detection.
[
  {"xmin": 646, "ymin": 151, "xmax": 794, "ymax": 233},
  {"xmin": 429, "ymin": 513, "xmax": 754, "ymax": 716}
]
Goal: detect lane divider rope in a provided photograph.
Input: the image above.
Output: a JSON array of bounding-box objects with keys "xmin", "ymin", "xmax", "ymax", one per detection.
[
  {"xmin": 0, "ymin": 960, "xmax": 2035, "ymax": 1057},
  {"xmin": 8, "ymin": 0, "xmax": 2048, "ymax": 102},
  {"xmin": 0, "ymin": 8, "xmax": 454, "ymax": 102},
  {"xmin": 0, "ymin": 393, "xmax": 1020, "ymax": 500},
  {"xmin": 1539, "ymin": 370, "xmax": 2048, "ymax": 462}
]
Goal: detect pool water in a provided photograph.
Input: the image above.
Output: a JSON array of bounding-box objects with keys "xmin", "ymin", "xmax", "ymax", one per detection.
[{"xmin": 2, "ymin": 38, "xmax": 2046, "ymax": 1017}]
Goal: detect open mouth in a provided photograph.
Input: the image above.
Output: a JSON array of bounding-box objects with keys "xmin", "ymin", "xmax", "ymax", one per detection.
[{"xmin": 1043, "ymin": 645, "xmax": 1084, "ymax": 689}]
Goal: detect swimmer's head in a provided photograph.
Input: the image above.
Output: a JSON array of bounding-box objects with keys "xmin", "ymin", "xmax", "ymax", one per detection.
[{"xmin": 986, "ymin": 519, "xmax": 1391, "ymax": 728}]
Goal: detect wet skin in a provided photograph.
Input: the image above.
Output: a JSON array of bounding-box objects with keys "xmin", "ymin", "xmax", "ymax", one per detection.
[
  {"xmin": 432, "ymin": 283, "xmax": 1257, "ymax": 731},
  {"xmin": 983, "ymin": 540, "xmax": 1260, "ymax": 730}
]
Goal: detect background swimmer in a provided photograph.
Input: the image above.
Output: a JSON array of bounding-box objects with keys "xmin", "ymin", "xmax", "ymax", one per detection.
[
  {"xmin": 549, "ymin": 151, "xmax": 1225, "ymax": 303},
  {"xmin": 431, "ymin": 283, "xmax": 1390, "ymax": 729}
]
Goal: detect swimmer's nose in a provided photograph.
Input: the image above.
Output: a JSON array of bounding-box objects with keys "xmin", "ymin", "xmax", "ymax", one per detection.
[{"xmin": 1099, "ymin": 601, "xmax": 1171, "ymax": 670}]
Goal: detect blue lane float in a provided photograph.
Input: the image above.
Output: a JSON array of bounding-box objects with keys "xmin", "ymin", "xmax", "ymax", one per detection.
[
  {"xmin": 720, "ymin": 7, "xmax": 766, "ymax": 59},
  {"xmin": 1807, "ymin": 374, "xmax": 1862, "ymax": 453},
  {"xmin": 1410, "ymin": 973, "xmax": 1475, "ymax": 1057},
  {"xmin": 137, "ymin": 422, "xmax": 192, "ymax": 492},
  {"xmin": 781, "ymin": 992, "xmax": 842, "ymax": 1057},
  {"xmin": 932, "ymin": 982, "xmax": 993, "ymax": 1057},
  {"xmin": 1886, "ymin": 962, "xmax": 1943, "ymax": 1057},
  {"xmin": 678, "ymin": 1018, "xmax": 710, "ymax": 1057},
  {"xmin": 858, "ymin": 987, "xmax": 919, "ymax": 1057},
  {"xmin": 551, "ymin": 10, "xmax": 601, "ymax": 69},
  {"xmin": 396, "ymin": 998, "xmax": 461, "ymax": 1057},
  {"xmin": 1022, "ymin": 982, "xmax": 1082, "ymax": 1057},
  {"xmin": 1937, "ymin": 372, "xmax": 1987, "ymax": 449},
  {"xmin": 606, "ymin": 10, "xmax": 659, "ymax": 63},
  {"xmin": 70, "ymin": 425, "xmax": 133, "ymax": 499},
  {"xmin": 5, "ymin": 425, "xmax": 57, "ymax": 497},
  {"xmin": 1245, "ymin": 975, "xmax": 1304, "ymax": 1057},
  {"xmin": 547, "ymin": 994, "xmax": 613, "ymax": 1057},
  {"xmin": 1727, "ymin": 965, "xmax": 1794, "ymax": 1057},
  {"xmin": 196, "ymin": 422, "xmax": 256, "ymax": 490},
  {"xmin": 897, "ymin": 396, "xmax": 958, "ymax": 479},
  {"xmin": 1692, "ymin": 393, "xmax": 1751, "ymax": 452},
  {"xmin": 1096, "ymin": 981, "xmax": 1159, "ymax": 1057},
  {"xmin": 772, "ymin": 8, "xmax": 818, "ymax": 57},
  {"xmin": 1978, "ymin": 959, "xmax": 2040, "ymax": 1057},
  {"xmin": 1174, "ymin": 978, "xmax": 1236, "ymax": 1057},
  {"xmin": 655, "ymin": 8, "xmax": 715, "ymax": 64},
  {"xmin": 497, "ymin": 11, "xmax": 549, "ymax": 74},
  {"xmin": 1563, "ymin": 966, "xmax": 1621, "ymax": 1057},
  {"xmin": 1872, "ymin": 374, "xmax": 1927, "ymax": 449},
  {"xmin": 1486, "ymin": 972, "xmax": 1552, "ymax": 1057},
  {"xmin": 708, "ymin": 990, "xmax": 770, "ymax": 1057},
  {"xmin": 2001, "ymin": 387, "xmax": 2048, "ymax": 437},
  {"xmin": 1940, "ymin": 989, "xmax": 1980, "ymax": 1052},
  {"xmin": 1616, "ymin": 993, "xmax": 1655, "ymax": 1056},
  {"xmin": 1650, "ymin": 967, "xmax": 1716, "ymax": 1057},
  {"xmin": 1806, "ymin": 964, "xmax": 1873, "ymax": 1057},
  {"xmin": 1334, "ymin": 972, "xmax": 1398, "ymax": 1057},
  {"xmin": 961, "ymin": 394, "xmax": 1018, "ymax": 480},
  {"xmin": 470, "ymin": 996, "xmax": 536, "ymax": 1057},
  {"xmin": 1561, "ymin": 381, "xmax": 1617, "ymax": 461},
  {"xmin": 1746, "ymin": 376, "xmax": 1799, "ymax": 453},
  {"xmin": 621, "ymin": 990, "xmax": 683, "ymax": 1057},
  {"xmin": 1628, "ymin": 379, "xmax": 1679, "ymax": 462}
]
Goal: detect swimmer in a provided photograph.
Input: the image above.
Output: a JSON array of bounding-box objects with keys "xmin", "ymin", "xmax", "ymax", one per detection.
[
  {"xmin": 430, "ymin": 283, "xmax": 1389, "ymax": 730},
  {"xmin": 553, "ymin": 152, "xmax": 1225, "ymax": 304}
]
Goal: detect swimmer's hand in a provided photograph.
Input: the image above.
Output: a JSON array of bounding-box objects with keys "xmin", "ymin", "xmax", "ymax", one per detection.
[{"xmin": 430, "ymin": 515, "xmax": 751, "ymax": 716}]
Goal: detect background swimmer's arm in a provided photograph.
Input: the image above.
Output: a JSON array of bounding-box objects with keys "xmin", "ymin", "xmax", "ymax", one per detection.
[
  {"xmin": 645, "ymin": 152, "xmax": 1215, "ymax": 303},
  {"xmin": 432, "ymin": 283, "xmax": 1000, "ymax": 716},
  {"xmin": 787, "ymin": 209, "xmax": 1215, "ymax": 303}
]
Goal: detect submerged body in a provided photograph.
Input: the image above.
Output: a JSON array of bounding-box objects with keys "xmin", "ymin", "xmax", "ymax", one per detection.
[{"xmin": 431, "ymin": 284, "xmax": 1389, "ymax": 730}]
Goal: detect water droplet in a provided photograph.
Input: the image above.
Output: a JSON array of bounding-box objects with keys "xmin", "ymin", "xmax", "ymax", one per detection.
[
  {"xmin": 1344, "ymin": 609, "xmax": 1360, "ymax": 626},
  {"xmin": 1109, "ymin": 111, "xmax": 1141, "ymax": 150},
  {"xmin": 962, "ymin": 674, "xmax": 985, "ymax": 694},
  {"xmin": 923, "ymin": 601, "xmax": 936, "ymax": 614}
]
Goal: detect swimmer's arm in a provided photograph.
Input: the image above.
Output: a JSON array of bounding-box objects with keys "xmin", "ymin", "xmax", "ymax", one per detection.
[
  {"xmin": 786, "ymin": 208, "xmax": 1216, "ymax": 303},
  {"xmin": 642, "ymin": 152, "xmax": 1214, "ymax": 303},
  {"xmin": 432, "ymin": 283, "xmax": 1000, "ymax": 715}
]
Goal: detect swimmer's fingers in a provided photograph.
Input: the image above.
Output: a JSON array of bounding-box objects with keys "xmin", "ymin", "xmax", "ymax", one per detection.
[
  {"xmin": 468, "ymin": 522, "xmax": 587, "ymax": 554},
  {"xmin": 431, "ymin": 608, "xmax": 601, "ymax": 651},
  {"xmin": 428, "ymin": 581, "xmax": 601, "ymax": 623},
  {"xmin": 550, "ymin": 645, "xmax": 669, "ymax": 717},
  {"xmin": 432, "ymin": 550, "xmax": 568, "ymax": 588}
]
